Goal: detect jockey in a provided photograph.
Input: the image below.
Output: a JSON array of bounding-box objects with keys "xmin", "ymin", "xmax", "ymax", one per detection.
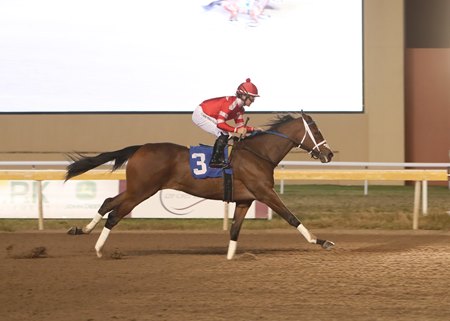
[{"xmin": 192, "ymin": 78, "xmax": 259, "ymax": 168}]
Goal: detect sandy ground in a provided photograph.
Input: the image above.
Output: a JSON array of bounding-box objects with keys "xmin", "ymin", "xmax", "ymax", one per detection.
[{"xmin": 1, "ymin": 229, "xmax": 450, "ymax": 321}]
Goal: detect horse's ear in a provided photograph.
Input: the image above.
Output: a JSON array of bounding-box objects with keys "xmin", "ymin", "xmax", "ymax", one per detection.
[{"xmin": 300, "ymin": 110, "xmax": 312, "ymax": 122}]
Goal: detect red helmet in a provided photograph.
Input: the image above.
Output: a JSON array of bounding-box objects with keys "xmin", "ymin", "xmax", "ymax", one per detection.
[{"xmin": 236, "ymin": 78, "xmax": 259, "ymax": 97}]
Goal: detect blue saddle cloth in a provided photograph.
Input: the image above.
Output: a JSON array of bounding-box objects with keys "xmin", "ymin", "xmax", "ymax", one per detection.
[{"xmin": 189, "ymin": 145, "xmax": 232, "ymax": 179}]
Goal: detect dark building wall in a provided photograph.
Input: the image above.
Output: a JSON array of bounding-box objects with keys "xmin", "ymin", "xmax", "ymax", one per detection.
[
  {"xmin": 405, "ymin": 0, "xmax": 450, "ymax": 174},
  {"xmin": 406, "ymin": 0, "xmax": 450, "ymax": 48}
]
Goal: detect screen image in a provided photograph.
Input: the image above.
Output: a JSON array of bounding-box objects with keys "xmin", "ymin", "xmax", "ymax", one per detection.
[{"xmin": 0, "ymin": 0, "xmax": 363, "ymax": 113}]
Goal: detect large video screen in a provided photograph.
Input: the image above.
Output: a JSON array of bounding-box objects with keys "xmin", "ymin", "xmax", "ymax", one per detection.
[{"xmin": 0, "ymin": 0, "xmax": 363, "ymax": 113}]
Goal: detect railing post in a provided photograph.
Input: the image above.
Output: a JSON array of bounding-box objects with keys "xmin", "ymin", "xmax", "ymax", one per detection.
[
  {"xmin": 37, "ymin": 180, "xmax": 44, "ymax": 231},
  {"xmin": 223, "ymin": 202, "xmax": 229, "ymax": 231},
  {"xmin": 422, "ymin": 180, "xmax": 428, "ymax": 215},
  {"xmin": 364, "ymin": 166, "xmax": 368, "ymax": 195},
  {"xmin": 412, "ymin": 180, "xmax": 421, "ymax": 230}
]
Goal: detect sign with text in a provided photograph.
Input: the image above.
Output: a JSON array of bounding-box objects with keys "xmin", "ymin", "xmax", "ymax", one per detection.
[
  {"xmin": 0, "ymin": 180, "xmax": 118, "ymax": 218},
  {"xmin": 0, "ymin": 181, "xmax": 268, "ymax": 219}
]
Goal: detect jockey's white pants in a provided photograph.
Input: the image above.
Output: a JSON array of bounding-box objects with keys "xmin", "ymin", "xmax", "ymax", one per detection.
[{"xmin": 192, "ymin": 106, "xmax": 228, "ymax": 138}]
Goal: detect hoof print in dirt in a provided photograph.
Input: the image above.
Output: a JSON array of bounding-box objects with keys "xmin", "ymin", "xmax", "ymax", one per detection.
[
  {"xmin": 5, "ymin": 244, "xmax": 14, "ymax": 257},
  {"xmin": 16, "ymin": 246, "xmax": 48, "ymax": 259},
  {"xmin": 29, "ymin": 246, "xmax": 48, "ymax": 258},
  {"xmin": 110, "ymin": 249, "xmax": 124, "ymax": 260}
]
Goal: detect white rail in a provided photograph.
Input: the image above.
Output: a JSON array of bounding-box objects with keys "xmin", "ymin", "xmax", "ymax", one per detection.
[
  {"xmin": 277, "ymin": 161, "xmax": 450, "ymax": 194},
  {"xmin": 0, "ymin": 161, "xmax": 448, "ymax": 231}
]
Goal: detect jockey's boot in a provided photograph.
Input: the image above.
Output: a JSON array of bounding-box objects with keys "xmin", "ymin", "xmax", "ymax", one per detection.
[{"xmin": 209, "ymin": 134, "xmax": 229, "ymax": 168}]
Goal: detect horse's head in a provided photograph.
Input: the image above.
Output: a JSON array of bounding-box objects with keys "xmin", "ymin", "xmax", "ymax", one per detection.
[
  {"xmin": 253, "ymin": 112, "xmax": 334, "ymax": 165},
  {"xmin": 296, "ymin": 112, "xmax": 334, "ymax": 163}
]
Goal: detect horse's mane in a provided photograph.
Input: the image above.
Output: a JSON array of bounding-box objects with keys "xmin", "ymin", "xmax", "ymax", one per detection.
[
  {"xmin": 243, "ymin": 114, "xmax": 299, "ymax": 141},
  {"xmin": 264, "ymin": 114, "xmax": 299, "ymax": 131}
]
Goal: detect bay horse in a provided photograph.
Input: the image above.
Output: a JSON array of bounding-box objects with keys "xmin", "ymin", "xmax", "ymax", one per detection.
[{"xmin": 66, "ymin": 112, "xmax": 335, "ymax": 259}]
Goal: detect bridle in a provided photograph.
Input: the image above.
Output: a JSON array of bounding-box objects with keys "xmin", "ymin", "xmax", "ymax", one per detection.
[
  {"xmin": 264, "ymin": 117, "xmax": 328, "ymax": 159},
  {"xmin": 297, "ymin": 116, "xmax": 328, "ymax": 159}
]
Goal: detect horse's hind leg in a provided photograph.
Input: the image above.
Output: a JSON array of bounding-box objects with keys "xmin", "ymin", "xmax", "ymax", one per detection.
[
  {"xmin": 94, "ymin": 192, "xmax": 151, "ymax": 258},
  {"xmin": 67, "ymin": 193, "xmax": 126, "ymax": 235},
  {"xmin": 227, "ymin": 201, "xmax": 252, "ymax": 260},
  {"xmin": 85, "ymin": 193, "xmax": 126, "ymax": 233}
]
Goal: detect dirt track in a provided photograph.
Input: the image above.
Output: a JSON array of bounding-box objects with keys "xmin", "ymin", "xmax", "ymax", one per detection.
[{"xmin": 1, "ymin": 229, "xmax": 450, "ymax": 321}]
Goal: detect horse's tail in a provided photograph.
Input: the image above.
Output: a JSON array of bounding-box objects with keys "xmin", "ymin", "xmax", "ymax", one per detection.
[{"xmin": 65, "ymin": 145, "xmax": 143, "ymax": 181}]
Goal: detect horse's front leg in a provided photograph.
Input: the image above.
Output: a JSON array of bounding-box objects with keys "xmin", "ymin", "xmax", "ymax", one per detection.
[
  {"xmin": 258, "ymin": 188, "xmax": 334, "ymax": 250},
  {"xmin": 227, "ymin": 201, "xmax": 252, "ymax": 260}
]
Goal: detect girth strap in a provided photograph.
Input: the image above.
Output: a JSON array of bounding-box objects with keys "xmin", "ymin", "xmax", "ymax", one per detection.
[{"xmin": 223, "ymin": 171, "xmax": 233, "ymax": 202}]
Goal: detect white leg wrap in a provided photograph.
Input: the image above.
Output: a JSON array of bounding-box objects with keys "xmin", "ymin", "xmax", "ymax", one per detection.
[
  {"xmin": 95, "ymin": 227, "xmax": 111, "ymax": 258},
  {"xmin": 83, "ymin": 213, "xmax": 103, "ymax": 234},
  {"xmin": 297, "ymin": 224, "xmax": 317, "ymax": 244},
  {"xmin": 227, "ymin": 240, "xmax": 237, "ymax": 260}
]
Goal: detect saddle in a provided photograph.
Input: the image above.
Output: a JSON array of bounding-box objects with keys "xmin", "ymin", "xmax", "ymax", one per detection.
[{"xmin": 189, "ymin": 144, "xmax": 233, "ymax": 202}]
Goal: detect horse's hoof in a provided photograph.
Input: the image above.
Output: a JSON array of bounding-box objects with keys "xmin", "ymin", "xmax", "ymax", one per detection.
[
  {"xmin": 67, "ymin": 227, "xmax": 84, "ymax": 235},
  {"xmin": 95, "ymin": 246, "xmax": 103, "ymax": 258},
  {"xmin": 321, "ymin": 240, "xmax": 335, "ymax": 250}
]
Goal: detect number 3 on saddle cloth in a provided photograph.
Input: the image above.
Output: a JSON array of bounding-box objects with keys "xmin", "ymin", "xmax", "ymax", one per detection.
[{"xmin": 189, "ymin": 145, "xmax": 233, "ymax": 202}]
